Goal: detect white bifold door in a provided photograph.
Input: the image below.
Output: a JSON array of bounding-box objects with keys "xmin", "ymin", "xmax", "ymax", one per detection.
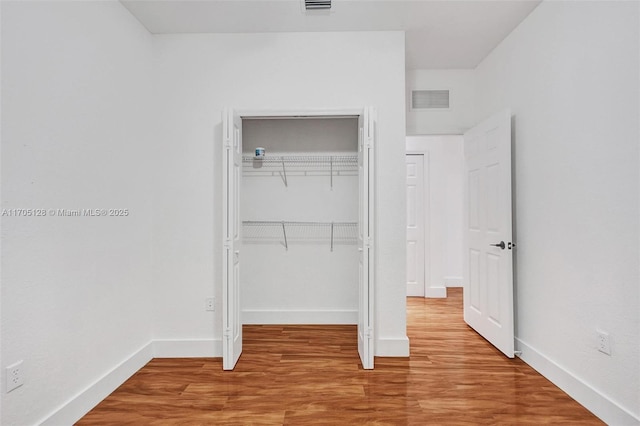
[
  {"xmin": 358, "ymin": 107, "xmax": 375, "ymax": 370},
  {"xmin": 222, "ymin": 108, "xmax": 243, "ymax": 370},
  {"xmin": 463, "ymin": 109, "xmax": 515, "ymax": 358}
]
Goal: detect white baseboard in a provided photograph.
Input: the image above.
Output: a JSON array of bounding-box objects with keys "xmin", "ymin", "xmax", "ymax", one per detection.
[
  {"xmin": 425, "ymin": 286, "xmax": 447, "ymax": 298},
  {"xmin": 444, "ymin": 276, "xmax": 463, "ymax": 287},
  {"xmin": 242, "ymin": 309, "xmax": 357, "ymax": 324},
  {"xmin": 39, "ymin": 342, "xmax": 154, "ymax": 426},
  {"xmin": 516, "ymin": 338, "xmax": 640, "ymax": 425},
  {"xmin": 406, "ymin": 283, "xmax": 424, "ymax": 297},
  {"xmin": 375, "ymin": 336, "xmax": 410, "ymax": 357},
  {"xmin": 153, "ymin": 339, "xmax": 221, "ymax": 358}
]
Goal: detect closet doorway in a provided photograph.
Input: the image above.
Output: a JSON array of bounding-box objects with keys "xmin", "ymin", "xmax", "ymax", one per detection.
[{"xmin": 221, "ymin": 108, "xmax": 375, "ymax": 371}]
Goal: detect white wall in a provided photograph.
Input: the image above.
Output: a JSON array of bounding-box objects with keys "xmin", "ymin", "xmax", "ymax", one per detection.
[
  {"xmin": 475, "ymin": 2, "xmax": 639, "ymax": 424},
  {"xmin": 1, "ymin": 2, "xmax": 155, "ymax": 425},
  {"xmin": 151, "ymin": 32, "xmax": 408, "ymax": 356},
  {"xmin": 243, "ymin": 118, "xmax": 358, "ymax": 153},
  {"xmin": 406, "ymin": 69, "xmax": 475, "ymax": 135}
]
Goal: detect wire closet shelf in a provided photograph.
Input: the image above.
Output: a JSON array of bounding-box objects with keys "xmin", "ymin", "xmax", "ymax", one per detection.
[
  {"xmin": 242, "ymin": 154, "xmax": 358, "ymax": 187},
  {"xmin": 242, "ymin": 221, "xmax": 357, "ymax": 251}
]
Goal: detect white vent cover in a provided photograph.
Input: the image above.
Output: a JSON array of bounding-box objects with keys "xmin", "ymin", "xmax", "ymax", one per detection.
[
  {"xmin": 305, "ymin": 0, "xmax": 331, "ymax": 9},
  {"xmin": 412, "ymin": 90, "xmax": 450, "ymax": 109}
]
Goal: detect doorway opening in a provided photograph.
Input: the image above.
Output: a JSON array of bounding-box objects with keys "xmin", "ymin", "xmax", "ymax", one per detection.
[{"xmin": 404, "ymin": 108, "xmax": 515, "ymax": 359}]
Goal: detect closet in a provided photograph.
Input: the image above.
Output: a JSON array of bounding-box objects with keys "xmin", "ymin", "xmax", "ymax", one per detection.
[
  {"xmin": 241, "ymin": 116, "xmax": 359, "ymax": 325},
  {"xmin": 221, "ymin": 108, "xmax": 374, "ymax": 371}
]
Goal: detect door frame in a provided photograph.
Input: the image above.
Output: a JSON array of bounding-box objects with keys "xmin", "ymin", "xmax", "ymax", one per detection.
[
  {"xmin": 406, "ymin": 138, "xmax": 445, "ymax": 298},
  {"xmin": 405, "ymin": 153, "xmax": 429, "ymax": 297},
  {"xmin": 221, "ymin": 106, "xmax": 376, "ymax": 370}
]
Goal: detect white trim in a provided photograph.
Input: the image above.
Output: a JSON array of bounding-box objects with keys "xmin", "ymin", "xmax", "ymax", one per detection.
[
  {"xmin": 237, "ymin": 108, "xmax": 364, "ymax": 119},
  {"xmin": 406, "ymin": 134, "xmax": 461, "ymax": 152},
  {"xmin": 242, "ymin": 309, "xmax": 357, "ymax": 325},
  {"xmin": 516, "ymin": 338, "xmax": 640, "ymax": 425},
  {"xmin": 375, "ymin": 336, "xmax": 410, "ymax": 357},
  {"xmin": 153, "ymin": 339, "xmax": 221, "ymax": 358},
  {"xmin": 425, "ymin": 286, "xmax": 447, "ymax": 298},
  {"xmin": 444, "ymin": 276, "xmax": 463, "ymax": 287},
  {"xmin": 39, "ymin": 342, "xmax": 154, "ymax": 426},
  {"xmin": 405, "ymin": 152, "xmax": 430, "ymax": 298}
]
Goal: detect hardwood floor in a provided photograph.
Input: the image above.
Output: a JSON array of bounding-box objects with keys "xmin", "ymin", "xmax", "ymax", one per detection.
[{"xmin": 77, "ymin": 288, "xmax": 602, "ymax": 425}]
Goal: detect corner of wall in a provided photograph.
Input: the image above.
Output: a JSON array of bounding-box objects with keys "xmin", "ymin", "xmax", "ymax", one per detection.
[
  {"xmin": 376, "ymin": 336, "xmax": 410, "ymax": 357},
  {"xmin": 39, "ymin": 343, "xmax": 154, "ymax": 426},
  {"xmin": 37, "ymin": 338, "xmax": 226, "ymax": 425}
]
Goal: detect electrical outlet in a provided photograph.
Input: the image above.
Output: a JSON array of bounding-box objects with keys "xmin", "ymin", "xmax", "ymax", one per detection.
[
  {"xmin": 6, "ymin": 361, "xmax": 24, "ymax": 393},
  {"xmin": 597, "ymin": 331, "xmax": 611, "ymax": 355},
  {"xmin": 205, "ymin": 297, "xmax": 215, "ymax": 311}
]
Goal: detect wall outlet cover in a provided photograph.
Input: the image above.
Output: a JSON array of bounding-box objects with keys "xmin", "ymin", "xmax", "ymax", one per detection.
[
  {"xmin": 6, "ymin": 360, "xmax": 24, "ymax": 393},
  {"xmin": 597, "ymin": 331, "xmax": 611, "ymax": 355},
  {"xmin": 206, "ymin": 297, "xmax": 215, "ymax": 311}
]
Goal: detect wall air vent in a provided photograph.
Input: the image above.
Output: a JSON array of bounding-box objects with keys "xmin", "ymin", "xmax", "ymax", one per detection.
[
  {"xmin": 305, "ymin": 0, "xmax": 331, "ymax": 10},
  {"xmin": 412, "ymin": 90, "xmax": 450, "ymax": 109}
]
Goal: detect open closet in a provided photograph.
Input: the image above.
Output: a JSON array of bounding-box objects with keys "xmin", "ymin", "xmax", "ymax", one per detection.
[{"xmin": 221, "ymin": 108, "xmax": 375, "ymax": 371}]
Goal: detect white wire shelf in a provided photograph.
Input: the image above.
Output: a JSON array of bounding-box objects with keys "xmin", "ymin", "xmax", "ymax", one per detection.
[
  {"xmin": 242, "ymin": 154, "xmax": 358, "ymax": 187},
  {"xmin": 242, "ymin": 221, "xmax": 357, "ymax": 250}
]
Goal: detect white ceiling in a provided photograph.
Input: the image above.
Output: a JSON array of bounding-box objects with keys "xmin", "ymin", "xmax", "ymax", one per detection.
[{"xmin": 120, "ymin": 0, "xmax": 541, "ymax": 70}]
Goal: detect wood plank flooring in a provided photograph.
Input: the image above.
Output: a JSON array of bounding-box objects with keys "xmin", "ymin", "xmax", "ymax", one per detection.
[{"xmin": 77, "ymin": 288, "xmax": 602, "ymax": 425}]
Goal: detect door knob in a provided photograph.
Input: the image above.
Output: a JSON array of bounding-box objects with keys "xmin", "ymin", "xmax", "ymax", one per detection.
[{"xmin": 490, "ymin": 241, "xmax": 506, "ymax": 250}]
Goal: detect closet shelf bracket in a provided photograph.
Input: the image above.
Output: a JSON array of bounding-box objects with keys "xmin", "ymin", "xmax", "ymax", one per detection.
[
  {"xmin": 330, "ymin": 221, "xmax": 334, "ymax": 251},
  {"xmin": 330, "ymin": 157, "xmax": 333, "ymax": 189},
  {"xmin": 281, "ymin": 220, "xmax": 288, "ymax": 250},
  {"xmin": 280, "ymin": 158, "xmax": 288, "ymax": 187}
]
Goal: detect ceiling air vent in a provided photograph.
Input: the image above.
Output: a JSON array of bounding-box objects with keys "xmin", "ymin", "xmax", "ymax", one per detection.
[
  {"xmin": 305, "ymin": 0, "xmax": 331, "ymax": 10},
  {"xmin": 412, "ymin": 90, "xmax": 450, "ymax": 109}
]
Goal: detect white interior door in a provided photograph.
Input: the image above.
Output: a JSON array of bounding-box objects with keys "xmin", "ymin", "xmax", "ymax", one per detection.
[
  {"xmin": 222, "ymin": 108, "xmax": 243, "ymax": 370},
  {"xmin": 358, "ymin": 107, "xmax": 375, "ymax": 369},
  {"xmin": 463, "ymin": 108, "xmax": 514, "ymax": 358},
  {"xmin": 406, "ymin": 154, "xmax": 426, "ymax": 297}
]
